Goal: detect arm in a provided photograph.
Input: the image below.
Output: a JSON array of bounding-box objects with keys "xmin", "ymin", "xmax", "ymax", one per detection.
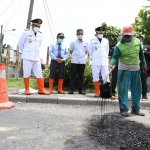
[
  {"xmin": 39, "ymin": 34, "xmax": 43, "ymax": 47},
  {"xmin": 88, "ymin": 41, "xmax": 94, "ymax": 56},
  {"xmin": 69, "ymin": 42, "xmax": 74, "ymax": 55},
  {"xmin": 85, "ymin": 42, "xmax": 88, "ymax": 54},
  {"xmin": 106, "ymin": 40, "xmax": 109, "ymax": 55},
  {"xmin": 139, "ymin": 44, "xmax": 147, "ymax": 66},
  {"xmin": 49, "ymin": 44, "xmax": 57, "ymax": 60},
  {"xmin": 18, "ymin": 31, "xmax": 27, "ymax": 53},
  {"xmin": 62, "ymin": 47, "xmax": 68, "ymax": 61},
  {"xmin": 109, "ymin": 46, "xmax": 120, "ymax": 66}
]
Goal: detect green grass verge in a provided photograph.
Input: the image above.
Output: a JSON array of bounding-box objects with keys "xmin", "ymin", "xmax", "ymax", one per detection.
[{"xmin": 7, "ymin": 78, "xmax": 37, "ymax": 89}]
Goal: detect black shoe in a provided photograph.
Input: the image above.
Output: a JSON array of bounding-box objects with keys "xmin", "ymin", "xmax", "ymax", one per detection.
[
  {"xmin": 79, "ymin": 91, "xmax": 86, "ymax": 95},
  {"xmin": 68, "ymin": 90, "xmax": 74, "ymax": 94},
  {"xmin": 120, "ymin": 111, "xmax": 129, "ymax": 117},
  {"xmin": 142, "ymin": 95, "xmax": 148, "ymax": 99}
]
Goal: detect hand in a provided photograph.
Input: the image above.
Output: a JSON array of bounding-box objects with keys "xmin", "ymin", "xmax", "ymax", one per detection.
[
  {"xmin": 56, "ymin": 58, "xmax": 60, "ymax": 63},
  {"xmin": 59, "ymin": 59, "xmax": 64, "ymax": 63},
  {"xmin": 109, "ymin": 65, "xmax": 115, "ymax": 73},
  {"xmin": 142, "ymin": 66, "xmax": 147, "ymax": 74}
]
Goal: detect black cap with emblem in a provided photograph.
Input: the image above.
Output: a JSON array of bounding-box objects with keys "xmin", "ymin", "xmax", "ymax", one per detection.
[
  {"xmin": 31, "ymin": 18, "xmax": 42, "ymax": 27},
  {"xmin": 95, "ymin": 26, "xmax": 105, "ymax": 34}
]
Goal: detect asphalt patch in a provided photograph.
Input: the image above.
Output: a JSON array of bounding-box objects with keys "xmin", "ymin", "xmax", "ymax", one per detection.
[{"xmin": 86, "ymin": 115, "xmax": 150, "ymax": 150}]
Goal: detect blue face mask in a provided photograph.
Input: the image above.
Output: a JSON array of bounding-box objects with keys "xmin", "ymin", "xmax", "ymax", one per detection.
[{"xmin": 58, "ymin": 39, "xmax": 64, "ymax": 44}]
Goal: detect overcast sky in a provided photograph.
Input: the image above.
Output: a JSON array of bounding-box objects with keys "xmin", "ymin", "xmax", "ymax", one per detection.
[{"xmin": 0, "ymin": 0, "xmax": 149, "ymax": 63}]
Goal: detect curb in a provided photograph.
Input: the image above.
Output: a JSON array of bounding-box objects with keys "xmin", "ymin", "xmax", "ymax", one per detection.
[{"xmin": 8, "ymin": 94, "xmax": 150, "ymax": 107}]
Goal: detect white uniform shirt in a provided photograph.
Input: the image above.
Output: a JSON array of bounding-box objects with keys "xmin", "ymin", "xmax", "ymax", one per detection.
[
  {"xmin": 89, "ymin": 37, "xmax": 109, "ymax": 66},
  {"xmin": 18, "ymin": 29, "xmax": 42, "ymax": 61},
  {"xmin": 70, "ymin": 39, "xmax": 88, "ymax": 64}
]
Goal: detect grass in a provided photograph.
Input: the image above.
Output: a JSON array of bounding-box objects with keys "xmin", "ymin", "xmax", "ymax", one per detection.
[
  {"xmin": 7, "ymin": 78, "xmax": 37, "ymax": 89},
  {"xmin": 7, "ymin": 78, "xmax": 149, "ymax": 95}
]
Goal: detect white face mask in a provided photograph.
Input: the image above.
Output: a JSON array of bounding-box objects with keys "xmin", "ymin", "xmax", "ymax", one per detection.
[
  {"xmin": 97, "ymin": 34, "xmax": 103, "ymax": 39},
  {"xmin": 33, "ymin": 27, "xmax": 40, "ymax": 33},
  {"xmin": 77, "ymin": 35, "xmax": 83, "ymax": 40}
]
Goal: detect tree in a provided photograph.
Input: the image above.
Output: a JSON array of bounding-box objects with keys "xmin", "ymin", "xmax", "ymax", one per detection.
[
  {"xmin": 101, "ymin": 22, "xmax": 121, "ymax": 48},
  {"xmin": 133, "ymin": 6, "xmax": 150, "ymax": 45}
]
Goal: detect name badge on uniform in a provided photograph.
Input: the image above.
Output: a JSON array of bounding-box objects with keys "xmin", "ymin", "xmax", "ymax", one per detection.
[
  {"xmin": 29, "ymin": 39, "xmax": 32, "ymax": 43},
  {"xmin": 94, "ymin": 43, "xmax": 98, "ymax": 50},
  {"xmin": 28, "ymin": 35, "xmax": 32, "ymax": 37},
  {"xmin": 95, "ymin": 46, "xmax": 97, "ymax": 50}
]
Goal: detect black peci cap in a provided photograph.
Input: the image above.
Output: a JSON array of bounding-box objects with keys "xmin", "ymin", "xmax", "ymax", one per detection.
[
  {"xmin": 95, "ymin": 26, "xmax": 105, "ymax": 34},
  {"xmin": 31, "ymin": 18, "xmax": 42, "ymax": 27}
]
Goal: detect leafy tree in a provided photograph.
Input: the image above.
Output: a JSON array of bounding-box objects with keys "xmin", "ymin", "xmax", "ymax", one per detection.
[
  {"xmin": 101, "ymin": 22, "xmax": 121, "ymax": 48},
  {"xmin": 133, "ymin": 6, "xmax": 150, "ymax": 45}
]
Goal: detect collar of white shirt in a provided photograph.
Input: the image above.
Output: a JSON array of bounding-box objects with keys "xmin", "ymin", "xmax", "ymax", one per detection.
[{"xmin": 76, "ymin": 39, "xmax": 83, "ymax": 42}]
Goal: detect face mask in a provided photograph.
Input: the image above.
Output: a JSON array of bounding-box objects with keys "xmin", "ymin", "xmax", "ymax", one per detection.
[
  {"xmin": 123, "ymin": 36, "xmax": 132, "ymax": 42},
  {"xmin": 77, "ymin": 35, "xmax": 83, "ymax": 39},
  {"xmin": 58, "ymin": 38, "xmax": 63, "ymax": 43},
  {"xmin": 97, "ymin": 34, "xmax": 103, "ymax": 39},
  {"xmin": 33, "ymin": 27, "xmax": 40, "ymax": 33}
]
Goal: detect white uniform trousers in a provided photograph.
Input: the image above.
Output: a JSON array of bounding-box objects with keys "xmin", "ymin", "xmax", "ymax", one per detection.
[
  {"xmin": 92, "ymin": 65, "xmax": 110, "ymax": 82},
  {"xmin": 23, "ymin": 59, "xmax": 43, "ymax": 78}
]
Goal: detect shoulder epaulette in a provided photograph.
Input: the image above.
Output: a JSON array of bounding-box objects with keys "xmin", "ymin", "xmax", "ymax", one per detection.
[
  {"xmin": 24, "ymin": 29, "xmax": 29, "ymax": 31},
  {"xmin": 91, "ymin": 39, "xmax": 94, "ymax": 41},
  {"xmin": 39, "ymin": 31, "xmax": 42, "ymax": 34}
]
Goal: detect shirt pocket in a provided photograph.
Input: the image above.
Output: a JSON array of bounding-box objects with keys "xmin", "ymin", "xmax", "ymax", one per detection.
[{"xmin": 36, "ymin": 36, "xmax": 41, "ymax": 42}]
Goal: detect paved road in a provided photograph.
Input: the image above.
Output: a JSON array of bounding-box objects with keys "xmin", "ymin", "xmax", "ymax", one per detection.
[{"xmin": 0, "ymin": 103, "xmax": 150, "ymax": 150}]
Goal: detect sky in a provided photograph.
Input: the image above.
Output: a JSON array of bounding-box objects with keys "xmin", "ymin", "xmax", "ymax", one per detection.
[{"xmin": 0, "ymin": 0, "xmax": 150, "ymax": 63}]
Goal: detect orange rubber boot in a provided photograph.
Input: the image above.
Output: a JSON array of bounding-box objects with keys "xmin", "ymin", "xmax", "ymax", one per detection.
[
  {"xmin": 24, "ymin": 78, "xmax": 30, "ymax": 95},
  {"xmin": 37, "ymin": 78, "xmax": 50, "ymax": 95},
  {"xmin": 58, "ymin": 79, "xmax": 65, "ymax": 94},
  {"xmin": 49, "ymin": 78, "xmax": 54, "ymax": 94},
  {"xmin": 93, "ymin": 82, "xmax": 100, "ymax": 97}
]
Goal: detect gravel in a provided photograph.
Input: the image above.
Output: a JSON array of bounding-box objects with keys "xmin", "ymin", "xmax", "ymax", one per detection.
[{"xmin": 86, "ymin": 115, "xmax": 150, "ymax": 150}]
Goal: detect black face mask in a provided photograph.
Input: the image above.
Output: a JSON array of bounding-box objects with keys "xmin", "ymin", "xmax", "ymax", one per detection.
[{"xmin": 123, "ymin": 36, "xmax": 132, "ymax": 42}]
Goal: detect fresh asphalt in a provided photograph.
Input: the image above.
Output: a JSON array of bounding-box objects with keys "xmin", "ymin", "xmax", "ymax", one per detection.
[
  {"xmin": 0, "ymin": 103, "xmax": 150, "ymax": 150},
  {"xmin": 0, "ymin": 88, "xmax": 149, "ymax": 150}
]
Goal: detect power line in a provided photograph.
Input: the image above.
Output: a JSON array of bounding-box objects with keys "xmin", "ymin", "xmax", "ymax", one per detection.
[
  {"xmin": 42, "ymin": 0, "xmax": 54, "ymax": 42},
  {"xmin": 44, "ymin": 0, "xmax": 56, "ymax": 35},
  {"xmin": 4, "ymin": 0, "xmax": 23, "ymax": 30},
  {"xmin": 35, "ymin": 0, "xmax": 49, "ymax": 25},
  {"xmin": 0, "ymin": 0, "xmax": 15, "ymax": 16}
]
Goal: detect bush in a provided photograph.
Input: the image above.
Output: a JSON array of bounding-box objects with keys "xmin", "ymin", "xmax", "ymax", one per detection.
[
  {"xmin": 42, "ymin": 65, "xmax": 50, "ymax": 87},
  {"xmin": 42, "ymin": 55, "xmax": 93, "ymax": 90}
]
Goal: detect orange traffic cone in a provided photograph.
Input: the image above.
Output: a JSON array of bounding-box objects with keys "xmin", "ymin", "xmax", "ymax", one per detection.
[{"xmin": 0, "ymin": 63, "xmax": 15, "ymax": 110}]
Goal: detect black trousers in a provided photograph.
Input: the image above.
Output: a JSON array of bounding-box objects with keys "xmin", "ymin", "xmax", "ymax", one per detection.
[
  {"xmin": 111, "ymin": 64, "xmax": 118, "ymax": 96},
  {"xmin": 140, "ymin": 65, "xmax": 148, "ymax": 96},
  {"xmin": 70, "ymin": 63, "xmax": 85, "ymax": 91},
  {"xmin": 49, "ymin": 60, "xmax": 65, "ymax": 79}
]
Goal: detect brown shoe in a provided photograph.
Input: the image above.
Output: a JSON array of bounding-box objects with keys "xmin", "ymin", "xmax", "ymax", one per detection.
[
  {"xmin": 131, "ymin": 110, "xmax": 145, "ymax": 116},
  {"xmin": 111, "ymin": 95, "xmax": 116, "ymax": 100}
]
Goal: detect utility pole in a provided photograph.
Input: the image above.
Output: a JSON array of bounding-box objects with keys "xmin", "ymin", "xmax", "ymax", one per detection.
[
  {"xmin": 19, "ymin": 0, "xmax": 34, "ymax": 77},
  {"xmin": 26, "ymin": 0, "xmax": 34, "ymax": 29},
  {"xmin": 0, "ymin": 25, "xmax": 3, "ymax": 63}
]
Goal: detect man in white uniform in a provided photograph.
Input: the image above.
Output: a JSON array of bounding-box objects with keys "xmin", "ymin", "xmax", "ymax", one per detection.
[
  {"xmin": 68, "ymin": 29, "xmax": 88, "ymax": 95},
  {"xmin": 18, "ymin": 18, "xmax": 49, "ymax": 95},
  {"xmin": 89, "ymin": 26, "xmax": 110, "ymax": 97}
]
